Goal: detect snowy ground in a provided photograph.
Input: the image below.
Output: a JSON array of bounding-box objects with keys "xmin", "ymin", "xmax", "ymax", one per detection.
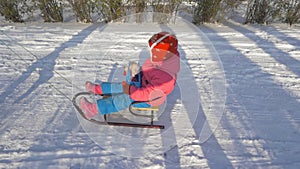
[{"xmin": 0, "ymin": 17, "xmax": 299, "ymax": 169}]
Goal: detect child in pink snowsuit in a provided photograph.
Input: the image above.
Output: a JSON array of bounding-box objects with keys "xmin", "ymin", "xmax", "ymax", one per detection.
[{"xmin": 80, "ymin": 31, "xmax": 180, "ymax": 119}]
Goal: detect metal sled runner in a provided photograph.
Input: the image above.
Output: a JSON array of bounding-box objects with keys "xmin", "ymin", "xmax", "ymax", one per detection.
[{"xmin": 72, "ymin": 92, "xmax": 165, "ymax": 129}]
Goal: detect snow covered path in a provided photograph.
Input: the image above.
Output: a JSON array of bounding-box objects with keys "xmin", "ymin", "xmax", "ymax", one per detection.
[
  {"xmin": 0, "ymin": 21, "xmax": 299, "ymax": 168},
  {"xmin": 201, "ymin": 22, "xmax": 300, "ymax": 168}
]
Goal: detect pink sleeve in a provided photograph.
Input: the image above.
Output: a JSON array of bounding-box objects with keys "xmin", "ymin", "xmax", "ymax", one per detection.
[{"xmin": 129, "ymin": 84, "xmax": 154, "ymax": 102}]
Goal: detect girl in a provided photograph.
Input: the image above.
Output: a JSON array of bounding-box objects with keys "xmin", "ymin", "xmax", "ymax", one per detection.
[{"xmin": 79, "ymin": 31, "xmax": 180, "ymax": 119}]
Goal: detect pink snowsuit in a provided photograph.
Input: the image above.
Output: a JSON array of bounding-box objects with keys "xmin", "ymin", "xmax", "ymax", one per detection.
[
  {"xmin": 95, "ymin": 32, "xmax": 180, "ymax": 115},
  {"xmin": 129, "ymin": 52, "xmax": 180, "ymax": 106}
]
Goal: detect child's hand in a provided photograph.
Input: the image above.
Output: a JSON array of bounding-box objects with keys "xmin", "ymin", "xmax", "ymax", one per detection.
[
  {"xmin": 123, "ymin": 61, "xmax": 139, "ymax": 77},
  {"xmin": 129, "ymin": 62, "xmax": 139, "ymax": 77},
  {"xmin": 123, "ymin": 65, "xmax": 129, "ymax": 76},
  {"xmin": 122, "ymin": 81, "xmax": 130, "ymax": 94}
]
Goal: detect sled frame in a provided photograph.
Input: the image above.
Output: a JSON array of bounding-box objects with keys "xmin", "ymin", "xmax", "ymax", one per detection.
[{"xmin": 72, "ymin": 92, "xmax": 164, "ymax": 129}]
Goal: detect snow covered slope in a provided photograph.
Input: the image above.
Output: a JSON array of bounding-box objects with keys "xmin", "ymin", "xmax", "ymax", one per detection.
[{"xmin": 0, "ymin": 19, "xmax": 299, "ymax": 168}]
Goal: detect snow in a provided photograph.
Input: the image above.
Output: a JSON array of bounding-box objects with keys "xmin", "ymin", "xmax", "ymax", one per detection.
[{"xmin": 0, "ymin": 16, "xmax": 300, "ymax": 168}]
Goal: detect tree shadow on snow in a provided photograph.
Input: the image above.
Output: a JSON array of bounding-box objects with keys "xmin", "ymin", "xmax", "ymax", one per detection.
[
  {"xmin": 0, "ymin": 23, "xmax": 101, "ymax": 105},
  {"xmin": 159, "ymin": 24, "xmax": 234, "ymax": 168},
  {"xmin": 201, "ymin": 23, "xmax": 300, "ymax": 167},
  {"xmin": 0, "ymin": 23, "xmax": 108, "ymax": 168},
  {"xmin": 250, "ymin": 24, "xmax": 300, "ymax": 50},
  {"xmin": 225, "ymin": 21, "xmax": 300, "ymax": 78}
]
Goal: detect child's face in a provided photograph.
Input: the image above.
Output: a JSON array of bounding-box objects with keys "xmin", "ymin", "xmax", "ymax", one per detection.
[{"xmin": 151, "ymin": 49, "xmax": 173, "ymax": 62}]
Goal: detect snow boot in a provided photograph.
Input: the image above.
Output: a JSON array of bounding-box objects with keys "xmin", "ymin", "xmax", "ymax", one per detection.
[
  {"xmin": 79, "ymin": 97, "xmax": 98, "ymax": 120},
  {"xmin": 85, "ymin": 81, "xmax": 102, "ymax": 94}
]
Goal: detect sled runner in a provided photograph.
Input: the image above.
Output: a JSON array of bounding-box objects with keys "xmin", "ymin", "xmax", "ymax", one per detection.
[{"xmin": 72, "ymin": 92, "xmax": 165, "ymax": 129}]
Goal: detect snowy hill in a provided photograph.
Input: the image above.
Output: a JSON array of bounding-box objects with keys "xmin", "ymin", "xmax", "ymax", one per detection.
[{"xmin": 0, "ymin": 16, "xmax": 300, "ymax": 168}]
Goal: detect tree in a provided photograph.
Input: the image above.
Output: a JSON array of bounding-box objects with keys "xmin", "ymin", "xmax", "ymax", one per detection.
[
  {"xmin": 283, "ymin": 0, "xmax": 300, "ymax": 26},
  {"xmin": 96, "ymin": 0, "xmax": 125, "ymax": 22},
  {"xmin": 34, "ymin": 0, "xmax": 63, "ymax": 22},
  {"xmin": 245, "ymin": 0, "xmax": 281, "ymax": 24},
  {"xmin": 150, "ymin": 0, "xmax": 183, "ymax": 14},
  {"xmin": 0, "ymin": 0, "xmax": 31, "ymax": 22},
  {"xmin": 149, "ymin": 0, "xmax": 183, "ymax": 23},
  {"xmin": 67, "ymin": 0, "xmax": 96, "ymax": 23},
  {"xmin": 124, "ymin": 0, "xmax": 147, "ymax": 23},
  {"xmin": 192, "ymin": 0, "xmax": 240, "ymax": 24}
]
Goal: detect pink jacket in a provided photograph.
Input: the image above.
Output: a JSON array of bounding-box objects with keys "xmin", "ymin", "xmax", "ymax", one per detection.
[{"xmin": 129, "ymin": 53, "xmax": 180, "ymax": 106}]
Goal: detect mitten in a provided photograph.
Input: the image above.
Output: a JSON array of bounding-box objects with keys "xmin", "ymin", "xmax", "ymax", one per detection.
[{"xmin": 122, "ymin": 81, "xmax": 130, "ymax": 94}]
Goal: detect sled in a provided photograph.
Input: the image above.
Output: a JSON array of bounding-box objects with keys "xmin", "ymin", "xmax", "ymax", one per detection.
[{"xmin": 72, "ymin": 92, "xmax": 165, "ymax": 129}]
